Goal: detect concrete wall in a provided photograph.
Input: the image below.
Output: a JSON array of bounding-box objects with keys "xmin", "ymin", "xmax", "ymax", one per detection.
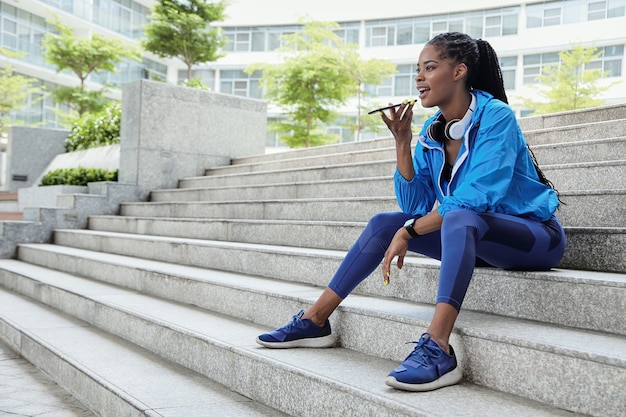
[
  {"xmin": 119, "ymin": 80, "xmax": 267, "ymax": 191},
  {"xmin": 5, "ymin": 127, "xmax": 68, "ymax": 192}
]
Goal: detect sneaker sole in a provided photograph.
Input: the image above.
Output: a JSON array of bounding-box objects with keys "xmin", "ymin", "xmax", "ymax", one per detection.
[
  {"xmin": 384, "ymin": 366, "xmax": 462, "ymax": 392},
  {"xmin": 255, "ymin": 334, "xmax": 336, "ymax": 349}
]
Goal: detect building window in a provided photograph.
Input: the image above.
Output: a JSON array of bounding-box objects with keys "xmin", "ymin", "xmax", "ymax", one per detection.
[
  {"xmin": 364, "ymin": 7, "xmax": 518, "ymax": 47},
  {"xmin": 368, "ymin": 25, "xmax": 391, "ymax": 47},
  {"xmin": 333, "ymin": 23, "xmax": 359, "ymax": 45},
  {"xmin": 588, "ymin": 1, "xmax": 608, "ymax": 19},
  {"xmin": 523, "ymin": 52, "xmax": 560, "ymax": 83},
  {"xmin": 500, "ymin": 56, "xmax": 518, "ymax": 90},
  {"xmin": 527, "ymin": 2, "xmax": 563, "ymax": 27},
  {"xmin": 588, "ymin": 45, "xmax": 624, "ymax": 76},
  {"xmin": 220, "ymin": 69, "xmax": 262, "ymax": 99},
  {"xmin": 431, "ymin": 16, "xmax": 464, "ymax": 36},
  {"xmin": 0, "ymin": 4, "xmax": 54, "ymax": 67},
  {"xmin": 393, "ymin": 64, "xmax": 415, "ymax": 96},
  {"xmin": 608, "ymin": 0, "xmax": 626, "ymax": 17},
  {"xmin": 543, "ymin": 6, "xmax": 563, "ymax": 26},
  {"xmin": 223, "ymin": 26, "xmax": 301, "ymax": 52},
  {"xmin": 364, "ymin": 64, "xmax": 414, "ymax": 96}
]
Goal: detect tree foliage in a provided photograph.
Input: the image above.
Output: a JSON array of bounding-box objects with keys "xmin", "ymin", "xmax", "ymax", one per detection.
[
  {"xmin": 525, "ymin": 44, "xmax": 619, "ymax": 114},
  {"xmin": 42, "ymin": 16, "xmax": 141, "ymax": 119},
  {"xmin": 143, "ymin": 0, "xmax": 226, "ymax": 81},
  {"xmin": 341, "ymin": 47, "xmax": 396, "ymax": 140},
  {"xmin": 66, "ymin": 101, "xmax": 121, "ymax": 152},
  {"xmin": 248, "ymin": 20, "xmax": 396, "ymax": 148}
]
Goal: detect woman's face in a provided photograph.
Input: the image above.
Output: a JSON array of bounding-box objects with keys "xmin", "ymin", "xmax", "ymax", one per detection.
[{"xmin": 415, "ymin": 44, "xmax": 464, "ymax": 110}]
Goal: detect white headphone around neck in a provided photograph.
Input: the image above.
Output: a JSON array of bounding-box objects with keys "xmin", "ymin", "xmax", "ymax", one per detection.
[{"xmin": 427, "ymin": 93, "xmax": 476, "ymax": 141}]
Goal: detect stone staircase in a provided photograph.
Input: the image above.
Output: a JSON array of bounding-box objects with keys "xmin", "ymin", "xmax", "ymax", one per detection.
[{"xmin": 0, "ymin": 103, "xmax": 625, "ymax": 416}]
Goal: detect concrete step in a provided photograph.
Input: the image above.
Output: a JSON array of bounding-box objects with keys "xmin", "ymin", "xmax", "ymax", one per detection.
[
  {"xmin": 227, "ymin": 103, "xmax": 626, "ymax": 167},
  {"xmin": 206, "ymin": 136, "xmax": 626, "ymax": 181},
  {"xmin": 230, "ymin": 137, "xmax": 397, "ymax": 167},
  {"xmin": 92, "ymin": 189, "xmax": 626, "ymax": 250},
  {"xmin": 0, "ymin": 288, "xmax": 287, "ymax": 417},
  {"xmin": 159, "ymin": 174, "xmax": 626, "ymax": 220},
  {"xmin": 177, "ymin": 158, "xmax": 625, "ymax": 193},
  {"xmin": 524, "ymin": 118, "xmax": 626, "ymax": 146},
  {"xmin": 0, "ymin": 255, "xmax": 622, "ymax": 416},
  {"xmin": 543, "ymin": 159, "xmax": 626, "ymax": 191},
  {"xmin": 531, "ymin": 136, "xmax": 626, "ymax": 165},
  {"xmin": 24, "ymin": 233, "xmax": 626, "ymax": 333},
  {"xmin": 199, "ymin": 136, "xmax": 623, "ymax": 182},
  {"xmin": 517, "ymin": 103, "xmax": 626, "ymax": 131},
  {"xmin": 123, "ymin": 188, "xmax": 626, "ymax": 230},
  {"xmin": 115, "ymin": 198, "xmax": 625, "ymax": 273}
]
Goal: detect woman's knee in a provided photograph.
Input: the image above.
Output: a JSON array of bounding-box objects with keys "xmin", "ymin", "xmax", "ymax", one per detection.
[
  {"xmin": 441, "ymin": 210, "xmax": 481, "ymax": 234},
  {"xmin": 366, "ymin": 212, "xmax": 411, "ymax": 232}
]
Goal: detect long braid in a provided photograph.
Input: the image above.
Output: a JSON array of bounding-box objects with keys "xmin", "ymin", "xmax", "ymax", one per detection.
[{"xmin": 426, "ymin": 32, "xmax": 559, "ymax": 202}]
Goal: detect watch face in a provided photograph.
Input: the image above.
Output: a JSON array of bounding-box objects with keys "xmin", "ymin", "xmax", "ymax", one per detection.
[{"xmin": 404, "ymin": 218, "xmax": 415, "ymax": 227}]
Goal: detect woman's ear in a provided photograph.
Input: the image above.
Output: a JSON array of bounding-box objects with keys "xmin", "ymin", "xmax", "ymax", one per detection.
[{"xmin": 453, "ymin": 63, "xmax": 468, "ymax": 82}]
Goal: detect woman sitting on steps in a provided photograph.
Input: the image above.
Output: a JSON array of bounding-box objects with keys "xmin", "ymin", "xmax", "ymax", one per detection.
[{"xmin": 256, "ymin": 31, "xmax": 565, "ymax": 392}]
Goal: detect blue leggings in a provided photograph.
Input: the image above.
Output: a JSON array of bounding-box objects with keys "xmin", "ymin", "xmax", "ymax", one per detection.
[{"xmin": 328, "ymin": 210, "xmax": 566, "ymax": 311}]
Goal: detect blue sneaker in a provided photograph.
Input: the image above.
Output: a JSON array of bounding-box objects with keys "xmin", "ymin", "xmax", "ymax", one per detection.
[
  {"xmin": 385, "ymin": 333, "xmax": 462, "ymax": 391},
  {"xmin": 256, "ymin": 310, "xmax": 336, "ymax": 348}
]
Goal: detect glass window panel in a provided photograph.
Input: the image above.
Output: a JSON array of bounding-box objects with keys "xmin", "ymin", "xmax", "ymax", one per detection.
[
  {"xmin": 604, "ymin": 59, "xmax": 622, "ymax": 76},
  {"xmin": 502, "ymin": 14, "xmax": 518, "ymax": 35},
  {"xmin": 608, "ymin": 0, "xmax": 626, "ymax": 17},
  {"xmin": 523, "ymin": 67, "xmax": 541, "ymax": 83},
  {"xmin": 585, "ymin": 60, "xmax": 603, "ymax": 71},
  {"xmin": 397, "ymin": 23, "xmax": 412, "ymax": 45},
  {"xmin": 524, "ymin": 54, "xmax": 541, "ymax": 65},
  {"xmin": 432, "ymin": 21, "xmax": 447, "ymax": 34},
  {"xmin": 502, "ymin": 69, "xmax": 516, "ymax": 90},
  {"xmin": 220, "ymin": 81, "xmax": 232, "ymax": 94},
  {"xmin": 466, "ymin": 15, "xmax": 483, "ymax": 38},
  {"xmin": 345, "ymin": 28, "xmax": 359, "ymax": 44},
  {"xmin": 386, "ymin": 26, "xmax": 394, "ymax": 45},
  {"xmin": 3, "ymin": 18, "xmax": 17, "ymax": 34},
  {"xmin": 449, "ymin": 19, "xmax": 464, "ymax": 33},
  {"xmin": 267, "ymin": 32, "xmax": 280, "ymax": 50},
  {"xmin": 414, "ymin": 19, "xmax": 430, "ymax": 43},
  {"xmin": 544, "ymin": 52, "xmax": 560, "ymax": 64},
  {"xmin": 370, "ymin": 26, "xmax": 387, "ymax": 46},
  {"xmin": 377, "ymin": 78, "xmax": 392, "ymax": 96},
  {"xmin": 604, "ymin": 44, "xmax": 623, "ymax": 56},
  {"xmin": 588, "ymin": 1, "xmax": 607, "ymax": 19},
  {"xmin": 544, "ymin": 7, "xmax": 562, "ymax": 25},
  {"xmin": 251, "ymin": 31, "xmax": 265, "ymax": 51},
  {"xmin": 394, "ymin": 75, "xmax": 412, "ymax": 96}
]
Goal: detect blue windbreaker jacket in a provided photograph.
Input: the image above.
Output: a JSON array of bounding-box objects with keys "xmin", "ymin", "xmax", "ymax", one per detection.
[{"xmin": 394, "ymin": 89, "xmax": 559, "ymax": 222}]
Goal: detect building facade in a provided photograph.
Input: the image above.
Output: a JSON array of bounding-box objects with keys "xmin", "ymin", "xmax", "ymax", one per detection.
[{"xmin": 1, "ymin": 0, "xmax": 625, "ymax": 146}]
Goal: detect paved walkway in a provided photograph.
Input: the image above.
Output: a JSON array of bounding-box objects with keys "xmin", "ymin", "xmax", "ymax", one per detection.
[{"xmin": 0, "ymin": 340, "xmax": 95, "ymax": 417}]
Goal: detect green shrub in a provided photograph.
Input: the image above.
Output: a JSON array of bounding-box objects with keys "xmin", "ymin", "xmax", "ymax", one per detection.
[
  {"xmin": 65, "ymin": 101, "xmax": 121, "ymax": 152},
  {"xmin": 39, "ymin": 167, "xmax": 118, "ymax": 186}
]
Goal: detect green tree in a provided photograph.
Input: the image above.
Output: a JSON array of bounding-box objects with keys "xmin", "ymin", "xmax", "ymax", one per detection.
[
  {"xmin": 143, "ymin": 0, "xmax": 226, "ymax": 81},
  {"xmin": 341, "ymin": 49, "xmax": 396, "ymax": 140},
  {"xmin": 42, "ymin": 16, "xmax": 141, "ymax": 120},
  {"xmin": 249, "ymin": 20, "xmax": 395, "ymax": 147},
  {"xmin": 0, "ymin": 48, "xmax": 45, "ymax": 134},
  {"xmin": 525, "ymin": 44, "xmax": 619, "ymax": 114}
]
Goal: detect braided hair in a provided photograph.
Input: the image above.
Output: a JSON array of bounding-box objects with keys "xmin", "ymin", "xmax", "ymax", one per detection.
[{"xmin": 426, "ymin": 32, "xmax": 559, "ymax": 199}]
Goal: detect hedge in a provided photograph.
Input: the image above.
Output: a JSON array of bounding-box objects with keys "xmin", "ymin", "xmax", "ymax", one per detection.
[{"xmin": 39, "ymin": 167, "xmax": 118, "ymax": 186}]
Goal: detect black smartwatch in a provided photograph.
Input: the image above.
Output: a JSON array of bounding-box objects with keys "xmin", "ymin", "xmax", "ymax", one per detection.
[{"xmin": 403, "ymin": 218, "xmax": 420, "ymax": 238}]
